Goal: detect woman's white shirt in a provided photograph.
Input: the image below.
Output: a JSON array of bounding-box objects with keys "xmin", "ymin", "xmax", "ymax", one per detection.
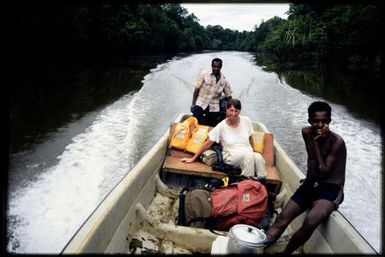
[{"xmin": 208, "ymin": 115, "xmax": 254, "ymax": 157}]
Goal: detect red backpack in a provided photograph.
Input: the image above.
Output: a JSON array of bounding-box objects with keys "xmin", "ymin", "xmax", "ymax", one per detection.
[
  {"xmin": 209, "ymin": 178, "xmax": 268, "ymax": 231},
  {"xmin": 177, "ymin": 178, "xmax": 268, "ymax": 231}
]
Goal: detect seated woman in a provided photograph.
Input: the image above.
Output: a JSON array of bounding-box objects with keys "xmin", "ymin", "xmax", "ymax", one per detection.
[{"xmin": 181, "ymin": 98, "xmax": 266, "ymax": 178}]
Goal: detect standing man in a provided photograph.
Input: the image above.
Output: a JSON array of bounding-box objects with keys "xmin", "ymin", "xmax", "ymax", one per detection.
[
  {"xmin": 191, "ymin": 58, "xmax": 232, "ymax": 127},
  {"xmin": 264, "ymin": 101, "xmax": 346, "ymax": 254}
]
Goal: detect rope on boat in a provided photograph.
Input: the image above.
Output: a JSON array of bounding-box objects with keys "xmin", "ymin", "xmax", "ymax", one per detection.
[
  {"xmin": 155, "ymin": 172, "xmax": 180, "ymax": 199},
  {"xmin": 136, "ymin": 203, "xmax": 157, "ymax": 226}
]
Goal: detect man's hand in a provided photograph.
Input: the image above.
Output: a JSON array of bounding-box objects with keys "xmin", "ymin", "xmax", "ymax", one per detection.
[{"xmin": 313, "ymin": 124, "xmax": 329, "ymax": 141}]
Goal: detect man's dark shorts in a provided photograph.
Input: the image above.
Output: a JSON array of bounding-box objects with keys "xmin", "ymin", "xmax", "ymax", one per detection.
[
  {"xmin": 291, "ymin": 181, "xmax": 344, "ymax": 210},
  {"xmin": 192, "ymin": 105, "xmax": 221, "ymax": 127}
]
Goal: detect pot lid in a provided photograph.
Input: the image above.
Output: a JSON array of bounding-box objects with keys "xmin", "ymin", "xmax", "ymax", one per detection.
[{"xmin": 229, "ymin": 224, "xmax": 266, "ymax": 245}]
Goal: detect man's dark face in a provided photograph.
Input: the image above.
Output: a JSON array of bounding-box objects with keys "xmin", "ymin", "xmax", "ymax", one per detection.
[
  {"xmin": 212, "ymin": 61, "xmax": 222, "ymax": 75},
  {"xmin": 308, "ymin": 111, "xmax": 331, "ymax": 136}
]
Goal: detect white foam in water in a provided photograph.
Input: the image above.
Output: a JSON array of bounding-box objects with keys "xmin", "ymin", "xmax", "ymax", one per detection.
[
  {"xmin": 7, "ymin": 58, "xmax": 194, "ymax": 253},
  {"xmin": 8, "ymin": 52, "xmax": 382, "ymax": 253},
  {"xmin": 8, "ymin": 94, "xmax": 142, "ymax": 253},
  {"xmin": 331, "ymin": 109, "xmax": 382, "ymax": 250}
]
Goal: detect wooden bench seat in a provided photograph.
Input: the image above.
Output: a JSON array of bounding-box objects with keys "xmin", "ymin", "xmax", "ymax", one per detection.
[
  {"xmin": 163, "ymin": 149, "xmax": 226, "ymax": 178},
  {"xmin": 162, "ymin": 127, "xmax": 282, "ymax": 195}
]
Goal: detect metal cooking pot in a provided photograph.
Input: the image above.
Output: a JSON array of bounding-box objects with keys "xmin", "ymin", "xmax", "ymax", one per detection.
[{"xmin": 227, "ymin": 224, "xmax": 266, "ymax": 254}]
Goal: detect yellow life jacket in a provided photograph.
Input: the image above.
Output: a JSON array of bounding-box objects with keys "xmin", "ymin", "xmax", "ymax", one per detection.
[
  {"xmin": 251, "ymin": 131, "xmax": 265, "ymax": 153},
  {"xmin": 170, "ymin": 117, "xmax": 198, "ymax": 150},
  {"xmin": 185, "ymin": 125, "xmax": 210, "ymax": 154}
]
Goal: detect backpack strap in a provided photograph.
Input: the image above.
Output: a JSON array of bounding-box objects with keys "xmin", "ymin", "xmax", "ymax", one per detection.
[
  {"xmin": 186, "ymin": 216, "xmax": 212, "ymax": 226},
  {"xmin": 176, "ymin": 187, "xmax": 190, "ymax": 226},
  {"xmin": 187, "ymin": 216, "xmax": 227, "ymax": 236},
  {"xmin": 211, "ymin": 143, "xmax": 223, "ymax": 163}
]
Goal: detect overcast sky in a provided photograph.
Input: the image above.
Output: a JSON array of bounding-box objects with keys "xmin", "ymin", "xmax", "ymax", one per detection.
[{"xmin": 181, "ymin": 3, "xmax": 290, "ymax": 32}]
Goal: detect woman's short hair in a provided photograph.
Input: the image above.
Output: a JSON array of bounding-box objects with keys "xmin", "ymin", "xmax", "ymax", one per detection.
[{"xmin": 227, "ymin": 98, "xmax": 241, "ymax": 110}]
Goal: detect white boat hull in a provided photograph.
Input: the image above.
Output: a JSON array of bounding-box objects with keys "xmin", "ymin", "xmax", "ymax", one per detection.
[{"xmin": 62, "ymin": 113, "xmax": 376, "ymax": 254}]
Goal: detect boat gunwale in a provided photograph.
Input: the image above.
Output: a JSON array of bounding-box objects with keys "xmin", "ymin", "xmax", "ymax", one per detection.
[
  {"xmin": 61, "ymin": 113, "xmax": 378, "ymax": 254},
  {"xmin": 61, "ymin": 125, "xmax": 171, "ymax": 253}
]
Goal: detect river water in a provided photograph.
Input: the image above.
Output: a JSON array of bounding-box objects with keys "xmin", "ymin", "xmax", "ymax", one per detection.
[{"xmin": 7, "ymin": 51, "xmax": 382, "ymax": 253}]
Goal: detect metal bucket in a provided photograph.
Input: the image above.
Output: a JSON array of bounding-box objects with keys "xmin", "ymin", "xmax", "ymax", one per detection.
[{"xmin": 227, "ymin": 224, "xmax": 266, "ymax": 254}]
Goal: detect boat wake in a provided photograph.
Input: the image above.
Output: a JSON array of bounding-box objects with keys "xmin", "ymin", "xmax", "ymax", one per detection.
[{"xmin": 7, "ymin": 52, "xmax": 382, "ymax": 253}]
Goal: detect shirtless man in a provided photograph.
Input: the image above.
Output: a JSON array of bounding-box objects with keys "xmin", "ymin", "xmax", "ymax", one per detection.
[{"xmin": 264, "ymin": 101, "xmax": 346, "ymax": 254}]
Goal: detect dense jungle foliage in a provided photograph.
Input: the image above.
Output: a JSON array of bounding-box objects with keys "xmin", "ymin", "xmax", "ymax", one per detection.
[{"xmin": 10, "ymin": 3, "xmax": 382, "ymax": 71}]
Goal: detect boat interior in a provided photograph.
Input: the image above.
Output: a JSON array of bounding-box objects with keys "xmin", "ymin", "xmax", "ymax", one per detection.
[
  {"xmin": 62, "ymin": 114, "xmax": 376, "ymax": 254},
  {"xmin": 127, "ymin": 122, "xmax": 295, "ymax": 254}
]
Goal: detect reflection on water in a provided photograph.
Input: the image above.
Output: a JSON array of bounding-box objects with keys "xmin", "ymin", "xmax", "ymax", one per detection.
[
  {"xmin": 280, "ymin": 70, "xmax": 380, "ymax": 124},
  {"xmin": 9, "ymin": 55, "xmax": 172, "ymax": 154},
  {"xmin": 255, "ymin": 55, "xmax": 381, "ymax": 125}
]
